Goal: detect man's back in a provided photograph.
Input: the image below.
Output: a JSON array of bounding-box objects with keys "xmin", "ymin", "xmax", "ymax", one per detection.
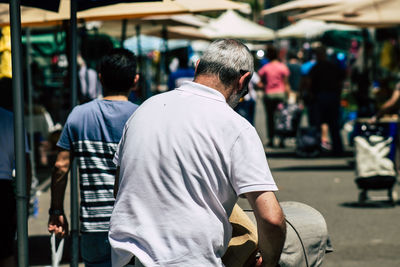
[
  {"xmin": 57, "ymin": 99, "xmax": 138, "ymax": 232},
  {"xmin": 110, "ymin": 82, "xmax": 277, "ymax": 266},
  {"xmin": 309, "ymin": 60, "xmax": 344, "ymax": 95}
]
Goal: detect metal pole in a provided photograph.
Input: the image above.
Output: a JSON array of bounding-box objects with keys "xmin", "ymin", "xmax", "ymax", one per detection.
[
  {"xmin": 69, "ymin": 1, "xmax": 79, "ymax": 266},
  {"xmin": 120, "ymin": 19, "xmax": 128, "ymax": 48},
  {"xmin": 26, "ymin": 28, "xmax": 37, "ymax": 187},
  {"xmin": 9, "ymin": 0, "xmax": 29, "ymax": 266},
  {"xmin": 135, "ymin": 24, "xmax": 147, "ymax": 100},
  {"xmin": 162, "ymin": 25, "xmax": 169, "ymax": 74}
]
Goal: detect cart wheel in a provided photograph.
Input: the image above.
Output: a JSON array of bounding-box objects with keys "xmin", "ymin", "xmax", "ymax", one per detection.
[{"xmin": 359, "ymin": 190, "xmax": 367, "ymax": 203}]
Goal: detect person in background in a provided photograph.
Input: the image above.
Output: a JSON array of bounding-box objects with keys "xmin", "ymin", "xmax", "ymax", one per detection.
[
  {"xmin": 234, "ymin": 72, "xmax": 260, "ymax": 125},
  {"xmin": 258, "ymin": 45, "xmax": 291, "ymax": 147},
  {"xmin": 78, "ymin": 54, "xmax": 103, "ymax": 103},
  {"xmin": 48, "ymin": 49, "xmax": 139, "ymax": 267},
  {"xmin": 0, "ymin": 79, "xmax": 31, "ymax": 267},
  {"xmin": 307, "ymin": 46, "xmax": 345, "ymax": 156},
  {"xmin": 110, "ymin": 39, "xmax": 286, "ymax": 267},
  {"xmin": 286, "ymin": 51, "xmax": 302, "ymax": 98},
  {"xmin": 167, "ymin": 49, "xmax": 195, "ymax": 91}
]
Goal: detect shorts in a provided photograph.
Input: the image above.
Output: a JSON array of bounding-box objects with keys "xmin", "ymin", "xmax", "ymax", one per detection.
[
  {"xmin": 80, "ymin": 231, "xmax": 112, "ymax": 267},
  {"xmin": 0, "ymin": 179, "xmax": 16, "ymax": 259}
]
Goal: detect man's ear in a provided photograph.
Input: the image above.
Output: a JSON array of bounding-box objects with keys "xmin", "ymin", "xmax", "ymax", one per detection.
[
  {"xmin": 194, "ymin": 59, "xmax": 200, "ymax": 73},
  {"xmin": 132, "ymin": 74, "xmax": 140, "ymax": 91},
  {"xmin": 239, "ymin": 72, "xmax": 251, "ymax": 90}
]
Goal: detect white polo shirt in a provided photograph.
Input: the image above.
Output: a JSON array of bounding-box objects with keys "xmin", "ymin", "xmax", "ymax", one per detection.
[{"xmin": 110, "ymin": 81, "xmax": 278, "ymax": 267}]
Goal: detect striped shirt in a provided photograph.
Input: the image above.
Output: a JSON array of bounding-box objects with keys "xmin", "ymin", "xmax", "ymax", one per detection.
[{"xmin": 57, "ymin": 99, "xmax": 138, "ymax": 232}]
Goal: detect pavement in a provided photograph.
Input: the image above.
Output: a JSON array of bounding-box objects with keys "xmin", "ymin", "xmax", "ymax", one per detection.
[{"xmin": 26, "ymin": 96, "xmax": 400, "ymax": 266}]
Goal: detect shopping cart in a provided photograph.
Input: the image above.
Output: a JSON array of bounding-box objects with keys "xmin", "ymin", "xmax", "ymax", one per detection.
[{"xmin": 353, "ymin": 118, "xmax": 399, "ymax": 204}]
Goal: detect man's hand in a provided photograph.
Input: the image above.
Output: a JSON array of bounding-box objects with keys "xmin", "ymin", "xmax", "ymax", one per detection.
[{"xmin": 48, "ymin": 214, "xmax": 69, "ymax": 238}]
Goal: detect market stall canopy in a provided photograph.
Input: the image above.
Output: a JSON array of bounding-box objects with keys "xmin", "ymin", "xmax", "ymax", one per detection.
[
  {"xmin": 0, "ymin": 0, "xmax": 248, "ymax": 27},
  {"xmin": 0, "ymin": 0, "xmax": 61, "ymax": 11},
  {"xmin": 200, "ymin": 10, "xmax": 275, "ymax": 41},
  {"xmin": 0, "ymin": 0, "xmax": 69, "ymax": 27},
  {"xmin": 76, "ymin": 0, "xmax": 160, "ymax": 10},
  {"xmin": 174, "ymin": 0, "xmax": 250, "ymax": 14},
  {"xmin": 277, "ymin": 19, "xmax": 359, "ymax": 39},
  {"xmin": 141, "ymin": 13, "xmax": 209, "ymax": 27},
  {"xmin": 296, "ymin": 0, "xmax": 400, "ymax": 28},
  {"xmin": 78, "ymin": 0, "xmax": 250, "ymax": 21},
  {"xmin": 85, "ymin": 13, "xmax": 209, "ymax": 39},
  {"xmin": 143, "ymin": 25, "xmax": 211, "ymax": 40},
  {"xmin": 261, "ymin": 0, "xmax": 341, "ymax": 16}
]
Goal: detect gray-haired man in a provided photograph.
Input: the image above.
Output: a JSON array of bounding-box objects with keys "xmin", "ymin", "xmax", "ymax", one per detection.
[{"xmin": 110, "ymin": 39, "xmax": 286, "ymax": 267}]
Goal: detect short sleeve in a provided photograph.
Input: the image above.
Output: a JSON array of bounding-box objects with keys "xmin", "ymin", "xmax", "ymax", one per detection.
[
  {"xmin": 113, "ymin": 123, "xmax": 128, "ymax": 166},
  {"xmin": 230, "ymin": 127, "xmax": 278, "ymax": 196},
  {"xmin": 56, "ymin": 110, "xmax": 78, "ymax": 151},
  {"xmin": 257, "ymin": 66, "xmax": 265, "ymax": 78}
]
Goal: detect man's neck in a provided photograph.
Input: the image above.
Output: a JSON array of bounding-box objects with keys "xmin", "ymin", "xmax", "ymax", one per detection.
[
  {"xmin": 193, "ymin": 75, "xmax": 232, "ymax": 100},
  {"xmin": 103, "ymin": 95, "xmax": 128, "ymax": 101}
]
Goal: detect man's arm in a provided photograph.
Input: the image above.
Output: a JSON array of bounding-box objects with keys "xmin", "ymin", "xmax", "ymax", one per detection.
[
  {"xmin": 48, "ymin": 149, "xmax": 71, "ymax": 238},
  {"xmin": 113, "ymin": 166, "xmax": 120, "ymax": 198},
  {"xmin": 284, "ymin": 76, "xmax": 292, "ymax": 95},
  {"xmin": 375, "ymin": 84, "xmax": 400, "ymax": 120},
  {"xmin": 245, "ymin": 191, "xmax": 286, "ymax": 267}
]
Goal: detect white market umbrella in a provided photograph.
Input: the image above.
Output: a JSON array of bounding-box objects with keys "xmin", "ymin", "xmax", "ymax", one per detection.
[
  {"xmin": 262, "ymin": 0, "xmax": 341, "ymax": 16},
  {"xmin": 296, "ymin": 0, "xmax": 400, "ymax": 28},
  {"xmin": 200, "ymin": 9, "xmax": 275, "ymax": 41},
  {"xmin": 277, "ymin": 19, "xmax": 360, "ymax": 39}
]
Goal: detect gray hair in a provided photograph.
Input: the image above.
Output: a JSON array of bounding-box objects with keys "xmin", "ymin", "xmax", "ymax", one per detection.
[{"xmin": 195, "ymin": 39, "xmax": 254, "ymax": 87}]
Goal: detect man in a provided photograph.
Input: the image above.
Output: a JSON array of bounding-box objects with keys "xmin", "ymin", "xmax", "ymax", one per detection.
[
  {"xmin": 78, "ymin": 54, "xmax": 103, "ymax": 103},
  {"xmin": 307, "ymin": 46, "xmax": 345, "ymax": 156},
  {"xmin": 110, "ymin": 39, "xmax": 286, "ymax": 267},
  {"xmin": 48, "ymin": 49, "xmax": 139, "ymax": 267}
]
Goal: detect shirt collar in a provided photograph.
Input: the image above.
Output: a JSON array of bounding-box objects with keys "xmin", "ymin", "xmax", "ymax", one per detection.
[{"xmin": 176, "ymin": 81, "xmax": 226, "ymax": 103}]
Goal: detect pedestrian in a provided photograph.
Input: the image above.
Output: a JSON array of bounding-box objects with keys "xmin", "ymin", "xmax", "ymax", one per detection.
[
  {"xmin": 370, "ymin": 80, "xmax": 400, "ymax": 169},
  {"xmin": 167, "ymin": 48, "xmax": 195, "ymax": 91},
  {"xmin": 0, "ymin": 79, "xmax": 31, "ymax": 267},
  {"xmin": 78, "ymin": 54, "xmax": 103, "ymax": 104},
  {"xmin": 110, "ymin": 39, "xmax": 286, "ymax": 267},
  {"xmin": 286, "ymin": 50, "xmax": 302, "ymax": 96},
  {"xmin": 48, "ymin": 48, "xmax": 139, "ymax": 267},
  {"xmin": 307, "ymin": 46, "xmax": 345, "ymax": 156},
  {"xmin": 257, "ymin": 45, "xmax": 291, "ymax": 147},
  {"xmin": 234, "ymin": 72, "xmax": 259, "ymax": 125}
]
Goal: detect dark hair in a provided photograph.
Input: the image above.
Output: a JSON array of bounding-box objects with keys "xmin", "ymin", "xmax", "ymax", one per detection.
[
  {"xmin": 98, "ymin": 48, "xmax": 137, "ymax": 96},
  {"xmin": 287, "ymin": 50, "xmax": 298, "ymax": 60},
  {"xmin": 266, "ymin": 45, "xmax": 278, "ymax": 61}
]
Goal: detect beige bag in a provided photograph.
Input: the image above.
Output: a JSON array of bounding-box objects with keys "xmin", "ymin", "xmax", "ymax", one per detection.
[{"xmin": 222, "ymin": 204, "xmax": 258, "ymax": 267}]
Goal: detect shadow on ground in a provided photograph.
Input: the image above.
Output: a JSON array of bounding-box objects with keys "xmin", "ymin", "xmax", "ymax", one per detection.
[
  {"xmin": 265, "ymin": 150, "xmax": 354, "ymax": 159},
  {"xmin": 271, "ymin": 164, "xmax": 354, "ymax": 172},
  {"xmin": 29, "ymin": 235, "xmax": 82, "ymax": 266},
  {"xmin": 340, "ymin": 201, "xmax": 397, "ymax": 209}
]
